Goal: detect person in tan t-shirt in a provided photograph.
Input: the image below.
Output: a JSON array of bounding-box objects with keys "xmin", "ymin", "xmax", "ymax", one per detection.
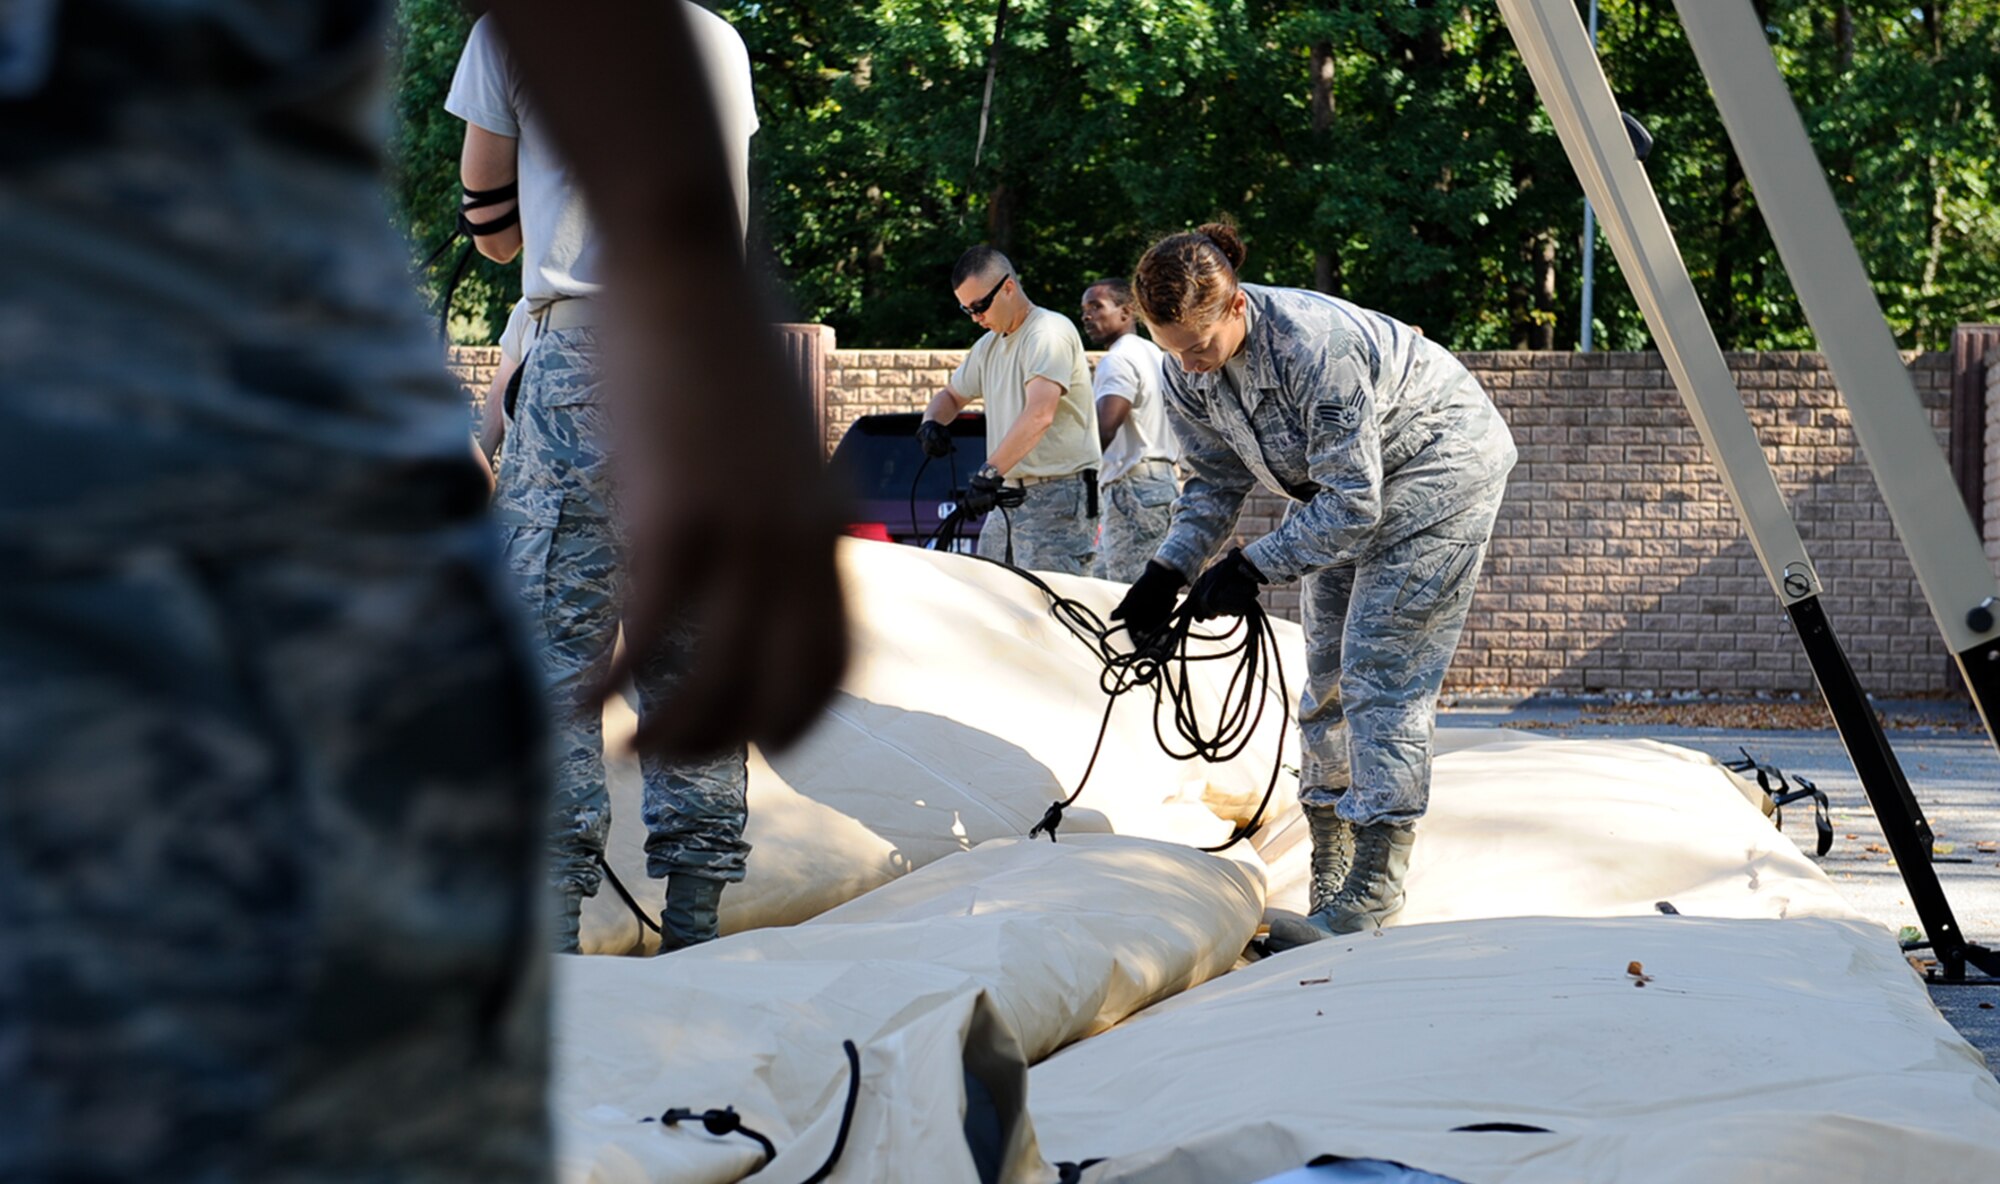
[{"xmin": 916, "ymin": 246, "xmax": 1100, "ymax": 573}]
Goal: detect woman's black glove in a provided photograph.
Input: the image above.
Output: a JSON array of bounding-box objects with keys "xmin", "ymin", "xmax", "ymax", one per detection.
[
  {"xmin": 915, "ymin": 420, "xmax": 954, "ymax": 458},
  {"xmin": 1186, "ymin": 548, "xmax": 1267, "ymax": 620},
  {"xmin": 1111, "ymin": 560, "xmax": 1187, "ymax": 640},
  {"xmin": 960, "ymin": 466, "xmax": 1005, "ymax": 514}
]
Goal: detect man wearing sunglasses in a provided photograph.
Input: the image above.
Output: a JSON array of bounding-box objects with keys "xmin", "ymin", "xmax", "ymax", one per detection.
[{"xmin": 916, "ymin": 247, "xmax": 1101, "ymax": 573}]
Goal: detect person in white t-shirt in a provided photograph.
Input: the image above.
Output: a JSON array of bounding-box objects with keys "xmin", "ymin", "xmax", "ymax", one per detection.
[
  {"xmin": 1081, "ymin": 277, "xmax": 1178, "ymax": 583},
  {"xmin": 446, "ymin": 4, "xmax": 765, "ymax": 955}
]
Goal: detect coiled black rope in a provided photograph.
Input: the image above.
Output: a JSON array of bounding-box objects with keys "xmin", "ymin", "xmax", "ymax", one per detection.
[
  {"xmin": 993, "ymin": 559, "xmax": 1289, "ymax": 853},
  {"xmin": 647, "ymin": 1039, "xmax": 863, "ymax": 1181},
  {"xmin": 905, "ymin": 465, "xmax": 1290, "ymax": 852}
]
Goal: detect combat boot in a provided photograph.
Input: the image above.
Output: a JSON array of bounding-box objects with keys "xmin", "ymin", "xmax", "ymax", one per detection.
[
  {"xmin": 657, "ymin": 875, "xmax": 726, "ymax": 953},
  {"xmin": 1301, "ymin": 801, "xmax": 1356, "ymax": 916},
  {"xmin": 1265, "ymin": 818, "xmax": 1415, "ymax": 950},
  {"xmin": 1261, "ymin": 802, "xmax": 1355, "ymax": 952},
  {"xmin": 1319, "ymin": 821, "xmax": 1415, "ymax": 933},
  {"xmin": 553, "ymin": 888, "xmax": 584, "ymax": 954}
]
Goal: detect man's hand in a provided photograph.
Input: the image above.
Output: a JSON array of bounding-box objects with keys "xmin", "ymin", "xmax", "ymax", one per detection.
[
  {"xmin": 1186, "ymin": 548, "xmax": 1266, "ymax": 620},
  {"xmin": 489, "ymin": 0, "xmax": 851, "ymax": 758},
  {"xmin": 960, "ymin": 465, "xmax": 1005, "ymax": 515},
  {"xmin": 605, "ymin": 322, "xmax": 850, "ymax": 759},
  {"xmin": 1111, "ymin": 560, "xmax": 1186, "ymax": 641},
  {"xmin": 916, "ymin": 419, "xmax": 953, "ymax": 459}
]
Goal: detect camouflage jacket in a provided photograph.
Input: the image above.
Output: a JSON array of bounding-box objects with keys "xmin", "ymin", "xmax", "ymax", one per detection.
[{"xmin": 1156, "ymin": 284, "xmax": 1517, "ymax": 584}]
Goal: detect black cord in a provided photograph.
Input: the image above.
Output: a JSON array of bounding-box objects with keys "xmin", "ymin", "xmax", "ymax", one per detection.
[
  {"xmin": 593, "ymin": 851, "xmax": 663, "ymax": 936},
  {"xmin": 658, "ymin": 1105, "xmax": 776, "ymax": 1166},
  {"xmin": 796, "ymin": 1039, "xmax": 864, "ymax": 1184},
  {"xmin": 648, "ymin": 1039, "xmax": 863, "ymax": 1183},
  {"xmin": 907, "ymin": 461, "xmax": 1290, "ymax": 853}
]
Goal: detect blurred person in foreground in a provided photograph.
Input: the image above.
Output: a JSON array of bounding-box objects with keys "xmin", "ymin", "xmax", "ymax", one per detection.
[
  {"xmin": 0, "ymin": 1, "xmax": 847, "ymax": 1180},
  {"xmin": 448, "ymin": 2, "xmax": 765, "ymax": 954}
]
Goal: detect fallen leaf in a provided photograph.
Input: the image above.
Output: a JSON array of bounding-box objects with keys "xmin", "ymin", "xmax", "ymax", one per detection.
[
  {"xmin": 1934, "ymin": 843, "xmax": 1957, "ymax": 856},
  {"xmin": 1976, "ymin": 842, "xmax": 1997, "ymax": 853},
  {"xmin": 1866, "ymin": 844, "xmax": 1890, "ymax": 854},
  {"xmin": 1626, "ymin": 960, "xmax": 1654, "ymax": 986}
]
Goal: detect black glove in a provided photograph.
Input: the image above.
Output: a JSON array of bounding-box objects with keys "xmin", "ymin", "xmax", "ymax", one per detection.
[
  {"xmin": 1111, "ymin": 560, "xmax": 1187, "ymax": 641},
  {"xmin": 1186, "ymin": 548, "xmax": 1267, "ymax": 620},
  {"xmin": 915, "ymin": 419, "xmax": 953, "ymax": 459},
  {"xmin": 960, "ymin": 466, "xmax": 1005, "ymax": 514}
]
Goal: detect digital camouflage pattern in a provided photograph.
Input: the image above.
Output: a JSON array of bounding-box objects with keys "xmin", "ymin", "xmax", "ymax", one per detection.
[
  {"xmin": 1295, "ymin": 499, "xmax": 1501, "ymax": 826},
  {"xmin": 975, "ymin": 471, "xmax": 1097, "ymax": 575},
  {"xmin": 1154, "ymin": 284, "xmax": 1516, "ymax": 584},
  {"xmin": 1152, "ymin": 284, "xmax": 1515, "ymax": 829},
  {"xmin": 1092, "ymin": 459, "xmax": 1177, "ymax": 584},
  {"xmin": 492, "ymin": 327, "xmax": 751, "ymax": 900},
  {"xmin": 2, "ymin": 5, "xmax": 552, "ymax": 1176}
]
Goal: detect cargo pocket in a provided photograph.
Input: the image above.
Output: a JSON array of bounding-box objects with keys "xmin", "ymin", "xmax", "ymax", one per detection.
[{"xmin": 1389, "ymin": 539, "xmax": 1483, "ymax": 624}]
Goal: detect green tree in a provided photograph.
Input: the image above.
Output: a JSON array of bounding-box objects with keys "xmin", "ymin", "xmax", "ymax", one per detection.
[
  {"xmin": 387, "ymin": 0, "xmax": 518, "ymax": 342},
  {"xmin": 385, "ymin": 0, "xmax": 2000, "ymax": 352}
]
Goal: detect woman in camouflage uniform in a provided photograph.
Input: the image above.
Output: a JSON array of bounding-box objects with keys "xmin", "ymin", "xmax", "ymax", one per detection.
[{"xmin": 1112, "ymin": 225, "xmax": 1516, "ymax": 947}]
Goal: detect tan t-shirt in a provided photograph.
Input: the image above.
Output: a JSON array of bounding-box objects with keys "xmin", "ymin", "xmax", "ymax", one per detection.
[{"xmin": 949, "ymin": 306, "xmax": 1100, "ymax": 479}]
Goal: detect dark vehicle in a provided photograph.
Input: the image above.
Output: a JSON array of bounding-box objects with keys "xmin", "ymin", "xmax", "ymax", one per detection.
[{"xmin": 828, "ymin": 411, "xmax": 990, "ymax": 550}]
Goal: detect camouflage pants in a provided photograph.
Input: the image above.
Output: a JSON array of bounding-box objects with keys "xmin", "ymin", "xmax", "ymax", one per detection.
[
  {"xmin": 492, "ymin": 326, "xmax": 750, "ymax": 896},
  {"xmin": 976, "ymin": 471, "xmax": 1096, "ymax": 575},
  {"xmin": 0, "ymin": 524, "xmax": 551, "ymax": 1182},
  {"xmin": 1092, "ymin": 460, "xmax": 1177, "ymax": 583},
  {"xmin": 1294, "ymin": 493, "xmax": 1502, "ymax": 827}
]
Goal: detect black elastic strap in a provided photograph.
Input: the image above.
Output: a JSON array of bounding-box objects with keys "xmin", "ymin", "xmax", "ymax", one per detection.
[
  {"xmin": 462, "ymin": 180, "xmax": 519, "ymax": 208},
  {"xmin": 1725, "ymin": 747, "xmax": 1835, "ymax": 856},
  {"xmin": 459, "ymin": 204, "xmax": 521, "ymax": 238}
]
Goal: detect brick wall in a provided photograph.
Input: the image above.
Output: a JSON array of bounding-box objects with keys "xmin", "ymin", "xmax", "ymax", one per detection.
[
  {"xmin": 820, "ymin": 346, "xmax": 1958, "ymax": 699},
  {"xmin": 449, "ymin": 340, "xmax": 1960, "ymax": 698},
  {"xmin": 452, "ymin": 345, "xmax": 504, "ymax": 433}
]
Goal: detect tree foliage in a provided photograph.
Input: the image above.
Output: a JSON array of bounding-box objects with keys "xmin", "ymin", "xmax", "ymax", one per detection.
[{"xmin": 387, "ymin": 1, "xmax": 2000, "ymax": 351}]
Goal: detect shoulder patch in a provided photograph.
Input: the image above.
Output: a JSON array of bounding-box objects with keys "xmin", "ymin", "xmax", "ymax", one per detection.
[{"xmin": 1315, "ymin": 398, "xmax": 1362, "ymax": 432}]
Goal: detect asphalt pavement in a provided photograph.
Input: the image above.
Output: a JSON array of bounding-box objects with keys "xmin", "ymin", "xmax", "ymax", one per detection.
[{"xmin": 1439, "ymin": 699, "xmax": 2000, "ymax": 1073}]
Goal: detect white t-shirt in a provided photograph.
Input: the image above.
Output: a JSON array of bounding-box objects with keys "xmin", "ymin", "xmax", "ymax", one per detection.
[
  {"xmin": 1094, "ymin": 332, "xmax": 1176, "ymax": 484},
  {"xmin": 444, "ymin": 4, "xmax": 760, "ymax": 306},
  {"xmin": 497, "ymin": 298, "xmax": 534, "ymax": 367}
]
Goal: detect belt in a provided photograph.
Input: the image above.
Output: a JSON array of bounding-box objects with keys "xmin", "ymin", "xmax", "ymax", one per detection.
[
  {"xmin": 532, "ymin": 297, "xmax": 599, "ymax": 334},
  {"xmin": 1003, "ymin": 470, "xmax": 1091, "ymax": 489}
]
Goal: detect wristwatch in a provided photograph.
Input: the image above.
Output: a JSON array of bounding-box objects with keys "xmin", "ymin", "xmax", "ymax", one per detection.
[{"xmin": 977, "ymin": 464, "xmax": 1003, "ymax": 481}]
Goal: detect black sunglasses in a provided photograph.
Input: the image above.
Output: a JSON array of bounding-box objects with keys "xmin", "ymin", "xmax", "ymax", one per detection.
[{"xmin": 959, "ymin": 274, "xmax": 1011, "ymax": 317}]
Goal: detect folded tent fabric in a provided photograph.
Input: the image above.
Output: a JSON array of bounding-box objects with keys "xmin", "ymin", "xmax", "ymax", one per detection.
[
  {"xmin": 552, "ymin": 834, "xmax": 1266, "ymax": 1183},
  {"xmin": 584, "ymin": 540, "xmax": 1298, "ymax": 952},
  {"xmin": 1028, "ymin": 914, "xmax": 2000, "ymax": 1184}
]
